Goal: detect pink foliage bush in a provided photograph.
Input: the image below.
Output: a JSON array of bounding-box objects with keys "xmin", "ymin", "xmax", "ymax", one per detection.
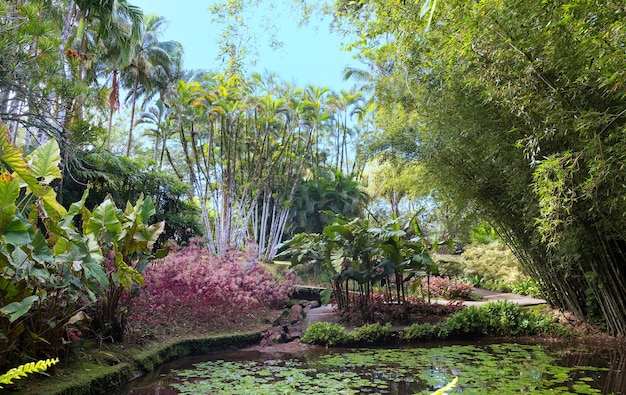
[
  {"xmin": 127, "ymin": 239, "xmax": 296, "ymax": 331},
  {"xmin": 422, "ymin": 276, "xmax": 474, "ymax": 300}
]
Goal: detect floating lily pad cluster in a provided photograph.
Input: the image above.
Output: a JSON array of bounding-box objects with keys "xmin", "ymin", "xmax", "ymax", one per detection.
[{"xmin": 168, "ymin": 343, "xmax": 610, "ymax": 394}]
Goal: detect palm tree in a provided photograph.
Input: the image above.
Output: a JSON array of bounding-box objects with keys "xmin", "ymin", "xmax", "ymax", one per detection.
[
  {"xmin": 122, "ymin": 14, "xmax": 182, "ymax": 157},
  {"xmin": 302, "ymin": 85, "xmax": 331, "ymax": 167},
  {"xmin": 327, "ymin": 89, "xmax": 364, "ymax": 173},
  {"xmin": 136, "ymin": 100, "xmax": 173, "ymax": 168}
]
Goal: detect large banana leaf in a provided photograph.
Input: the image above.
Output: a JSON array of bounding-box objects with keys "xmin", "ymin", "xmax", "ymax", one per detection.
[{"xmin": 26, "ymin": 140, "xmax": 62, "ymax": 185}]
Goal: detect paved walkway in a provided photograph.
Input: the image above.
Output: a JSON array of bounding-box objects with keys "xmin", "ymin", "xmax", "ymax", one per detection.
[
  {"xmin": 303, "ymin": 288, "xmax": 547, "ymax": 329},
  {"xmin": 464, "ymin": 288, "xmax": 546, "ymax": 307}
]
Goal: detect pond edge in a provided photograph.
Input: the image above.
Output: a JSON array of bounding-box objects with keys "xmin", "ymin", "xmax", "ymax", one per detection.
[{"xmin": 18, "ymin": 331, "xmax": 264, "ymax": 395}]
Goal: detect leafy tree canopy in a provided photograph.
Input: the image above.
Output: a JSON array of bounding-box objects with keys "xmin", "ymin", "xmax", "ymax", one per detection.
[{"xmin": 334, "ymin": 0, "xmax": 626, "ymax": 334}]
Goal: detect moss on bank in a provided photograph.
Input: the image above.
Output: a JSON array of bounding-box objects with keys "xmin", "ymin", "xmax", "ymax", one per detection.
[{"xmin": 12, "ymin": 331, "xmax": 264, "ymax": 395}]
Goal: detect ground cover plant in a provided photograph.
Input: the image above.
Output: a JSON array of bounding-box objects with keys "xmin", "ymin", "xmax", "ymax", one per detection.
[
  {"xmin": 125, "ymin": 240, "xmax": 297, "ymax": 340},
  {"xmin": 419, "ymin": 276, "xmax": 474, "ymax": 300}
]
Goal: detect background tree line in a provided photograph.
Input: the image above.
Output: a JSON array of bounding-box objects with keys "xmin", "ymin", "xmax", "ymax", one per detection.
[{"xmin": 0, "ymin": 0, "xmax": 371, "ymax": 258}]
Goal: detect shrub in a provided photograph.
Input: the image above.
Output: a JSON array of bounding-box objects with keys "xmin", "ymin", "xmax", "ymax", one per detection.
[
  {"xmin": 422, "ymin": 276, "xmax": 474, "ymax": 299},
  {"xmin": 402, "ymin": 301, "xmax": 566, "ymax": 342},
  {"xmin": 126, "ymin": 241, "xmax": 297, "ymax": 332},
  {"xmin": 511, "ymin": 277, "xmax": 543, "ymax": 298},
  {"xmin": 459, "ymin": 242, "xmax": 525, "ymax": 284},
  {"xmin": 301, "ymin": 322, "xmax": 347, "ymax": 346},
  {"xmin": 347, "ymin": 322, "xmax": 392, "ymax": 344},
  {"xmin": 443, "ymin": 301, "xmax": 561, "ymax": 338},
  {"xmin": 401, "ymin": 322, "xmax": 441, "ymax": 341}
]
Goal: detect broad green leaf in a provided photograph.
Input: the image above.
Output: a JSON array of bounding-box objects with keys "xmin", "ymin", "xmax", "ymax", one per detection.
[
  {"xmin": 26, "ymin": 139, "xmax": 61, "ymax": 184},
  {"xmin": 40, "ymin": 187, "xmax": 68, "ymax": 218},
  {"xmin": 82, "ymin": 259, "xmax": 109, "ymax": 287},
  {"xmin": 0, "ymin": 295, "xmax": 38, "ymax": 323},
  {"xmin": 139, "ymin": 195, "xmax": 156, "ymax": 222},
  {"xmin": 323, "ymin": 224, "xmax": 354, "ymax": 241},
  {"xmin": 4, "ymin": 138, "xmax": 66, "ymax": 217},
  {"xmin": 114, "ymin": 251, "xmax": 143, "ymax": 288},
  {"xmin": 87, "ymin": 199, "xmax": 122, "ymax": 236},
  {"xmin": 85, "ymin": 234, "xmax": 105, "ymax": 264},
  {"xmin": 59, "ymin": 188, "xmax": 89, "ymax": 233},
  {"xmin": 53, "ymin": 237, "xmax": 70, "ymax": 255},
  {"xmin": 153, "ymin": 245, "xmax": 170, "ymax": 259},
  {"xmin": 0, "ymin": 175, "xmax": 19, "ymax": 232},
  {"xmin": 134, "ymin": 221, "xmax": 165, "ymax": 250},
  {"xmin": 2, "ymin": 218, "xmax": 32, "ymax": 246}
]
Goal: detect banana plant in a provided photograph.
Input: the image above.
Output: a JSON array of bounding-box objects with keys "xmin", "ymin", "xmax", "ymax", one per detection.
[{"xmin": 279, "ymin": 212, "xmax": 439, "ymax": 321}]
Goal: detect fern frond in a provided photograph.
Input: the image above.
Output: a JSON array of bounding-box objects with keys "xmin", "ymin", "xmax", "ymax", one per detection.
[{"xmin": 0, "ymin": 358, "xmax": 60, "ymax": 388}]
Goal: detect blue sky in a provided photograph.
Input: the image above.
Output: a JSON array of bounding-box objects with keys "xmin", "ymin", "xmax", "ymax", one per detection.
[{"xmin": 130, "ymin": 0, "xmax": 359, "ymax": 91}]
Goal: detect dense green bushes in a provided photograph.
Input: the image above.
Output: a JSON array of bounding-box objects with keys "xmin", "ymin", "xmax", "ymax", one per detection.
[
  {"xmin": 436, "ymin": 242, "xmax": 543, "ymax": 297},
  {"xmin": 301, "ymin": 301, "xmax": 566, "ymax": 347},
  {"xmin": 301, "ymin": 322, "xmax": 348, "ymax": 346}
]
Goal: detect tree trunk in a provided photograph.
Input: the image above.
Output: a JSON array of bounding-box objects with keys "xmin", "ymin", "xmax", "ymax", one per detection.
[{"xmin": 126, "ymin": 72, "xmax": 139, "ymax": 157}]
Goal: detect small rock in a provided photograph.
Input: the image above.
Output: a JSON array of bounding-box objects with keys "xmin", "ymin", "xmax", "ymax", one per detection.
[
  {"xmin": 269, "ymin": 332, "xmax": 283, "ymax": 344},
  {"xmin": 287, "ymin": 304, "xmax": 304, "ymax": 324}
]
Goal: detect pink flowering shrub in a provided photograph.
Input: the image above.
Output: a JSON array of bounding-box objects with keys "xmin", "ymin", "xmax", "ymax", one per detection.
[
  {"xmin": 422, "ymin": 276, "xmax": 474, "ymax": 300},
  {"xmin": 126, "ymin": 239, "xmax": 296, "ymax": 332}
]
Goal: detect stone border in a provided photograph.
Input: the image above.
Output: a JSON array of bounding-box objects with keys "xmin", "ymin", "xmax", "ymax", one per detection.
[{"xmin": 20, "ymin": 332, "xmax": 264, "ymax": 395}]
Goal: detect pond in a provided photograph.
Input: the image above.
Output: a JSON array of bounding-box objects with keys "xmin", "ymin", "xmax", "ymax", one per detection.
[{"xmin": 115, "ymin": 340, "xmax": 626, "ymax": 394}]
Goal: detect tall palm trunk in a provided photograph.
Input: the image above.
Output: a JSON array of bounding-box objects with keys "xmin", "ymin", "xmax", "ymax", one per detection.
[
  {"xmin": 126, "ymin": 71, "xmax": 139, "ymax": 156},
  {"xmin": 107, "ymin": 70, "xmax": 120, "ymax": 151}
]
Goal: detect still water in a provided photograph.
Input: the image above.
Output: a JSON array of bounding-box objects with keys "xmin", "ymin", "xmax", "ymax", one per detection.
[{"xmin": 116, "ymin": 340, "xmax": 626, "ymax": 394}]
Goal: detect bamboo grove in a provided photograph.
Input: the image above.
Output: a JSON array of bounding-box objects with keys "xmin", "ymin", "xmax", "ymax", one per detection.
[{"xmin": 334, "ymin": 0, "xmax": 626, "ymax": 334}]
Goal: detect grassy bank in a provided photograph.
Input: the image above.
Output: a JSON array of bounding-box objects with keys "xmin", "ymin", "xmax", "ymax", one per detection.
[{"xmin": 10, "ymin": 331, "xmax": 264, "ymax": 395}]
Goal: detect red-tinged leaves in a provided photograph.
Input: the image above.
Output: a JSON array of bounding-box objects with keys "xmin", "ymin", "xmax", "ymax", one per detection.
[{"xmin": 126, "ymin": 241, "xmax": 296, "ymax": 329}]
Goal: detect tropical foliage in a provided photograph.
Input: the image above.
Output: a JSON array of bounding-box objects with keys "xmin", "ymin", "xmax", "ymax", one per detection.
[
  {"xmin": 333, "ymin": 0, "xmax": 626, "ymax": 334},
  {"xmin": 279, "ymin": 214, "xmax": 439, "ymax": 321},
  {"xmin": 0, "ymin": 130, "xmax": 164, "ymax": 368},
  {"xmin": 126, "ymin": 240, "xmax": 296, "ymax": 338},
  {"xmin": 285, "ymin": 168, "xmax": 367, "ymax": 237}
]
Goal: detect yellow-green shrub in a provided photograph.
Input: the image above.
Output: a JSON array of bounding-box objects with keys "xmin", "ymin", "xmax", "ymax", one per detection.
[{"xmin": 455, "ymin": 242, "xmax": 526, "ymax": 284}]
